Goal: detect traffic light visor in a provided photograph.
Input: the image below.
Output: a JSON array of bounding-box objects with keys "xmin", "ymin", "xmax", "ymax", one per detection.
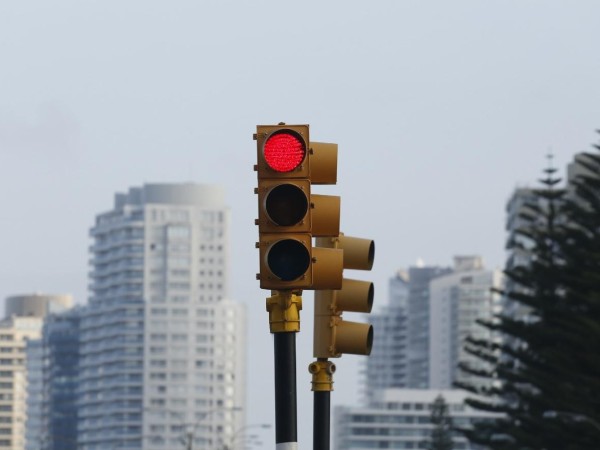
[
  {"xmin": 267, "ymin": 239, "xmax": 311, "ymax": 281},
  {"xmin": 263, "ymin": 130, "xmax": 306, "ymax": 172}
]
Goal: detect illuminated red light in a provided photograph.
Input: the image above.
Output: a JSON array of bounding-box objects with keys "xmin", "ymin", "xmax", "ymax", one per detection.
[{"xmin": 263, "ymin": 131, "xmax": 306, "ymax": 172}]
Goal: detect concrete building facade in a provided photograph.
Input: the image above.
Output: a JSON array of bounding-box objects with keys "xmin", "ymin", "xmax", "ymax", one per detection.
[
  {"xmin": 342, "ymin": 257, "xmax": 501, "ymax": 449},
  {"xmin": 429, "ymin": 256, "xmax": 502, "ymax": 390},
  {"xmin": 335, "ymin": 389, "xmax": 495, "ymax": 450},
  {"xmin": 25, "ymin": 307, "xmax": 81, "ymax": 450},
  {"xmin": 77, "ymin": 183, "xmax": 245, "ymax": 450},
  {"xmin": 405, "ymin": 266, "xmax": 452, "ymax": 389},
  {"xmin": 364, "ymin": 271, "xmax": 410, "ymax": 402},
  {"xmin": 0, "ymin": 294, "xmax": 73, "ymax": 450}
]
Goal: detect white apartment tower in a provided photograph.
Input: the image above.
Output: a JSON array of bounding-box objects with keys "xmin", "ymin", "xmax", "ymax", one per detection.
[
  {"xmin": 364, "ymin": 265, "xmax": 451, "ymax": 400},
  {"xmin": 364, "ymin": 259, "xmax": 499, "ymax": 394},
  {"xmin": 338, "ymin": 258, "xmax": 501, "ymax": 450},
  {"xmin": 429, "ymin": 256, "xmax": 502, "ymax": 389},
  {"xmin": 0, "ymin": 294, "xmax": 73, "ymax": 450},
  {"xmin": 78, "ymin": 184, "xmax": 245, "ymax": 450}
]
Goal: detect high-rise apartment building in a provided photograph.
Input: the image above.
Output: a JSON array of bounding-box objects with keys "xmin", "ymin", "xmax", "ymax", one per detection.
[
  {"xmin": 25, "ymin": 307, "xmax": 81, "ymax": 450},
  {"xmin": 24, "ymin": 338, "xmax": 43, "ymax": 450},
  {"xmin": 0, "ymin": 294, "xmax": 72, "ymax": 450},
  {"xmin": 364, "ymin": 259, "xmax": 499, "ymax": 393},
  {"xmin": 364, "ymin": 271, "xmax": 409, "ymax": 402},
  {"xmin": 77, "ymin": 184, "xmax": 245, "ymax": 450},
  {"xmin": 504, "ymin": 188, "xmax": 537, "ymax": 320},
  {"xmin": 429, "ymin": 256, "xmax": 502, "ymax": 389},
  {"xmin": 340, "ymin": 258, "xmax": 501, "ymax": 449},
  {"xmin": 364, "ymin": 265, "xmax": 451, "ymax": 400},
  {"xmin": 405, "ymin": 265, "xmax": 452, "ymax": 389}
]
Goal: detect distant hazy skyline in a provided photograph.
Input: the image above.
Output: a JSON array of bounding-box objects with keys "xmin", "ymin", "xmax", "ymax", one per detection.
[{"xmin": 2, "ymin": 1, "xmax": 600, "ymax": 445}]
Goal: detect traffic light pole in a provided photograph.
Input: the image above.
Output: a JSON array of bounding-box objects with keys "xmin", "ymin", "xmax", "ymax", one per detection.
[
  {"xmin": 309, "ymin": 359, "xmax": 336, "ymax": 450},
  {"xmin": 274, "ymin": 333, "xmax": 297, "ymax": 448},
  {"xmin": 267, "ymin": 291, "xmax": 302, "ymax": 450},
  {"xmin": 313, "ymin": 390, "xmax": 330, "ymax": 450}
]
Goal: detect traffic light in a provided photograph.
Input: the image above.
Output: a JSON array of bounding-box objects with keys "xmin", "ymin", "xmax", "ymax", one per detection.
[
  {"xmin": 254, "ymin": 124, "xmax": 343, "ymax": 291},
  {"xmin": 313, "ymin": 235, "xmax": 375, "ymax": 358}
]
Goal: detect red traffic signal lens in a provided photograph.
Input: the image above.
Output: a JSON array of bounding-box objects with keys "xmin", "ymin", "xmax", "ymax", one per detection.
[
  {"xmin": 267, "ymin": 239, "xmax": 310, "ymax": 281},
  {"xmin": 265, "ymin": 184, "xmax": 309, "ymax": 227},
  {"xmin": 263, "ymin": 131, "xmax": 306, "ymax": 172}
]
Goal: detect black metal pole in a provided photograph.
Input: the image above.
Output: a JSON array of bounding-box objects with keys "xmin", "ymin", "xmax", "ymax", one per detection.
[
  {"xmin": 274, "ymin": 332, "xmax": 297, "ymax": 448},
  {"xmin": 314, "ymin": 390, "xmax": 331, "ymax": 450}
]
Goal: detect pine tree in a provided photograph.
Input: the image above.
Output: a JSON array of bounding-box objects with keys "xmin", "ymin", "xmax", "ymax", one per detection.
[
  {"xmin": 456, "ymin": 135, "xmax": 600, "ymax": 449},
  {"xmin": 424, "ymin": 395, "xmax": 454, "ymax": 450},
  {"xmin": 541, "ymin": 149, "xmax": 600, "ymax": 447}
]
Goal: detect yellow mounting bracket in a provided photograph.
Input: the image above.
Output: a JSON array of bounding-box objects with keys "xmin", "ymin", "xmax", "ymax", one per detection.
[
  {"xmin": 308, "ymin": 359, "xmax": 336, "ymax": 392},
  {"xmin": 266, "ymin": 290, "xmax": 302, "ymax": 333}
]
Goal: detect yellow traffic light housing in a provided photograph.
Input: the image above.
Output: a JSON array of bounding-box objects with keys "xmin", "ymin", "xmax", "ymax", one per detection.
[
  {"xmin": 254, "ymin": 124, "xmax": 342, "ymax": 290},
  {"xmin": 313, "ymin": 235, "xmax": 375, "ymax": 358},
  {"xmin": 257, "ymin": 234, "xmax": 343, "ymax": 290}
]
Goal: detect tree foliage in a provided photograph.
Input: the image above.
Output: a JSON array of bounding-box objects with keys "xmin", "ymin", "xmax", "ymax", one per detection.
[
  {"xmin": 424, "ymin": 395, "xmax": 454, "ymax": 450},
  {"xmin": 456, "ymin": 135, "xmax": 600, "ymax": 449}
]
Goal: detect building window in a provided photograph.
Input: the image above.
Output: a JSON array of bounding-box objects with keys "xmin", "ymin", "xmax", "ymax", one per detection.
[
  {"xmin": 172, "ymin": 334, "xmax": 188, "ymax": 342},
  {"xmin": 167, "ymin": 225, "xmax": 190, "ymax": 239}
]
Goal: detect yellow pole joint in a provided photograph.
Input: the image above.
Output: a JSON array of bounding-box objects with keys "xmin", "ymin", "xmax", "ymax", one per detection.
[
  {"xmin": 308, "ymin": 359, "xmax": 336, "ymax": 392},
  {"xmin": 266, "ymin": 290, "xmax": 302, "ymax": 333}
]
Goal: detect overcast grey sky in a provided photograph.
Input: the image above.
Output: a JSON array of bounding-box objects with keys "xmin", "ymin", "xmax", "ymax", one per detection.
[{"xmin": 1, "ymin": 0, "xmax": 600, "ymax": 446}]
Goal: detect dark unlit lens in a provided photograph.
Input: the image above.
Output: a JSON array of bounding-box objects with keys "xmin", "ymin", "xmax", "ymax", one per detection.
[
  {"xmin": 265, "ymin": 184, "xmax": 308, "ymax": 226},
  {"xmin": 268, "ymin": 239, "xmax": 310, "ymax": 281}
]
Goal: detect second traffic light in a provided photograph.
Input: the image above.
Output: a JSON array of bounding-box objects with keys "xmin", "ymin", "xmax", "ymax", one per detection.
[
  {"xmin": 254, "ymin": 124, "xmax": 342, "ymax": 291},
  {"xmin": 314, "ymin": 235, "xmax": 375, "ymax": 358}
]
